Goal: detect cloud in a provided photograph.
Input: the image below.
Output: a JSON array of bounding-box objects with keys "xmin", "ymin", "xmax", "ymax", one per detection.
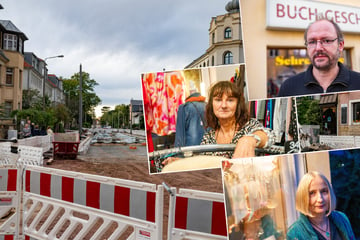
[{"xmin": 1, "ymin": 0, "xmax": 229, "ymax": 107}]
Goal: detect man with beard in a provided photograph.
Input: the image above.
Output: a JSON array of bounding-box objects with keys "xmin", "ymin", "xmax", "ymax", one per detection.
[{"xmin": 278, "ymin": 17, "xmax": 360, "ymax": 97}]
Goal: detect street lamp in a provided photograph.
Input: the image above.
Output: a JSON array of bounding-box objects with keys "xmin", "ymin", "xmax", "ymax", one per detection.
[{"xmin": 43, "ymin": 55, "xmax": 64, "ymax": 110}]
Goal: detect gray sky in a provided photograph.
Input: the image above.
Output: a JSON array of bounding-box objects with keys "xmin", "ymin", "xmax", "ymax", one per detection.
[{"xmin": 1, "ymin": 0, "xmax": 229, "ymax": 114}]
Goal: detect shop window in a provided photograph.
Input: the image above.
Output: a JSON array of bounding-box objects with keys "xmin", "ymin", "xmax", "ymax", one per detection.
[
  {"xmin": 341, "ymin": 104, "xmax": 347, "ymax": 124},
  {"xmin": 6, "ymin": 68, "xmax": 13, "ymax": 85},
  {"xmin": 224, "ymin": 51, "xmax": 233, "ymax": 65},
  {"xmin": 223, "ymin": 157, "xmax": 289, "ymax": 239},
  {"xmin": 269, "ymin": 49, "xmax": 279, "ymax": 57},
  {"xmin": 224, "ymin": 27, "xmax": 232, "ymax": 39},
  {"xmin": 4, "ymin": 33, "xmax": 17, "ymax": 51},
  {"xmin": 352, "ymin": 102, "xmax": 360, "ymax": 124}
]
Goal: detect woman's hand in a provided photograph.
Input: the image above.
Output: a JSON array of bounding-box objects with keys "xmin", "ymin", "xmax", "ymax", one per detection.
[
  {"xmin": 232, "ymin": 130, "xmax": 269, "ymax": 159},
  {"xmin": 232, "ymin": 136, "xmax": 257, "ymax": 158},
  {"xmin": 162, "ymin": 157, "xmax": 179, "ymax": 166}
]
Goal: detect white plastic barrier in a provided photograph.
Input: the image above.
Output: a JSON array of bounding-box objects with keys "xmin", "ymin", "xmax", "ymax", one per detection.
[
  {"xmin": 78, "ymin": 136, "xmax": 92, "ymax": 155},
  {"xmin": 0, "ymin": 165, "xmax": 229, "ymax": 240},
  {"xmin": 17, "ymin": 146, "xmax": 43, "ymax": 166},
  {"xmin": 0, "ymin": 143, "xmax": 16, "ymax": 166},
  {"xmin": 319, "ymin": 135, "xmax": 355, "ymax": 149},
  {"xmin": 23, "ymin": 166, "xmax": 163, "ymax": 240},
  {"xmin": 167, "ymin": 188, "xmax": 227, "ymax": 240},
  {"xmin": 0, "ymin": 168, "xmax": 20, "ymax": 238},
  {"xmin": 17, "ymin": 135, "xmax": 51, "ymax": 153}
]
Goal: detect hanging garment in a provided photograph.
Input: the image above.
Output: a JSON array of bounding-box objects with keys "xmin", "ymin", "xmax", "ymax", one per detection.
[
  {"xmin": 174, "ymin": 93, "xmax": 206, "ymax": 147},
  {"xmin": 142, "ymin": 71, "xmax": 185, "ymax": 137}
]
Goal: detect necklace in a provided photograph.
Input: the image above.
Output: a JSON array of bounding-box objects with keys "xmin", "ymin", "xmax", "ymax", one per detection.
[{"xmin": 310, "ymin": 218, "xmax": 330, "ymax": 238}]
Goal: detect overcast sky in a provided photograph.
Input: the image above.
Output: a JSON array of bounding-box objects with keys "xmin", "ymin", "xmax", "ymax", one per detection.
[{"xmin": 1, "ymin": 0, "xmax": 229, "ymax": 114}]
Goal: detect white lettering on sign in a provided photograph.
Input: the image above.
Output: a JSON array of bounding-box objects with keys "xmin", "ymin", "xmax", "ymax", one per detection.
[{"xmin": 266, "ymin": 0, "xmax": 360, "ymax": 33}]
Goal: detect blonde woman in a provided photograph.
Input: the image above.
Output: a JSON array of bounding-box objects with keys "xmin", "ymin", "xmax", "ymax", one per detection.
[{"xmin": 287, "ymin": 171, "xmax": 355, "ymax": 240}]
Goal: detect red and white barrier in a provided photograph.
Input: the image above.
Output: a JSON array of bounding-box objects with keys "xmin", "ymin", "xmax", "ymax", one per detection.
[
  {"xmin": 0, "ymin": 168, "xmax": 20, "ymax": 238},
  {"xmin": 167, "ymin": 188, "xmax": 228, "ymax": 240},
  {"xmin": 23, "ymin": 166, "xmax": 163, "ymax": 240},
  {"xmin": 0, "ymin": 235, "xmax": 16, "ymax": 240},
  {"xmin": 0, "ymin": 165, "xmax": 229, "ymax": 240}
]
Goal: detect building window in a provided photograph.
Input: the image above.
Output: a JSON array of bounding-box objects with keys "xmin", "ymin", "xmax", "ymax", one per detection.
[
  {"xmin": 352, "ymin": 102, "xmax": 360, "ymax": 123},
  {"xmin": 269, "ymin": 49, "xmax": 279, "ymax": 57},
  {"xmin": 4, "ymin": 101, "xmax": 12, "ymax": 117},
  {"xmin": 4, "ymin": 33, "xmax": 18, "ymax": 51},
  {"xmin": 341, "ymin": 104, "xmax": 347, "ymax": 124},
  {"xmin": 224, "ymin": 27, "xmax": 232, "ymax": 39},
  {"xmin": 211, "ymin": 56, "xmax": 215, "ymax": 66},
  {"xmin": 223, "ymin": 51, "xmax": 233, "ymax": 65},
  {"xmin": 18, "ymin": 38, "xmax": 23, "ymax": 53},
  {"xmin": 19, "ymin": 70, "xmax": 22, "ymax": 89},
  {"xmin": 6, "ymin": 68, "xmax": 13, "ymax": 85},
  {"xmin": 212, "ymin": 32, "xmax": 215, "ymax": 44}
]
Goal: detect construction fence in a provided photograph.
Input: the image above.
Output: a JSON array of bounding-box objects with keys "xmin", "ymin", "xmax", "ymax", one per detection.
[{"xmin": 0, "ymin": 142, "xmax": 227, "ymax": 240}]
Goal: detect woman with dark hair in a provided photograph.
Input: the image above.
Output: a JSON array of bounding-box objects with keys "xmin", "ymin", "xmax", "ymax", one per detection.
[
  {"xmin": 201, "ymin": 81, "xmax": 274, "ymax": 158},
  {"xmin": 287, "ymin": 171, "xmax": 355, "ymax": 240}
]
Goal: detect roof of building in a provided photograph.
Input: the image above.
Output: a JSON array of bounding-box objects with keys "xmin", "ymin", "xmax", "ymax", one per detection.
[
  {"xmin": 24, "ymin": 61, "xmax": 32, "ymax": 68},
  {"xmin": 225, "ymin": 0, "xmax": 240, "ymax": 13},
  {"xmin": 0, "ymin": 20, "xmax": 28, "ymax": 40},
  {"xmin": 130, "ymin": 99, "xmax": 143, "ymax": 105},
  {"xmin": 48, "ymin": 74, "xmax": 59, "ymax": 87}
]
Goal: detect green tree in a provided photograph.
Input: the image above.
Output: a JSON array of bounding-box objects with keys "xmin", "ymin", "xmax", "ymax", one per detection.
[
  {"xmin": 100, "ymin": 104, "xmax": 129, "ymax": 128},
  {"xmin": 63, "ymin": 71, "xmax": 101, "ymax": 129},
  {"xmin": 52, "ymin": 104, "xmax": 71, "ymax": 132},
  {"xmin": 115, "ymin": 104, "xmax": 129, "ymax": 128},
  {"xmin": 297, "ymin": 97, "xmax": 321, "ymax": 125},
  {"xmin": 22, "ymin": 89, "xmax": 42, "ymax": 110},
  {"xmin": 101, "ymin": 106, "xmax": 111, "ymax": 116},
  {"xmin": 12, "ymin": 108, "xmax": 56, "ymax": 130}
]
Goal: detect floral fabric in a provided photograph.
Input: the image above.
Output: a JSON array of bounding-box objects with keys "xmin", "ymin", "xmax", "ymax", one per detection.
[{"xmin": 142, "ymin": 71, "xmax": 185, "ymax": 137}]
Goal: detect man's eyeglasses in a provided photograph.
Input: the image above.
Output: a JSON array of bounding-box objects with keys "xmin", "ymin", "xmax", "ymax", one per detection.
[{"xmin": 305, "ymin": 38, "xmax": 338, "ymax": 48}]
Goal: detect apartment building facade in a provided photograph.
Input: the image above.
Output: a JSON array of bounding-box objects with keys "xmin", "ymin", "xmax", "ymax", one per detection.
[{"xmin": 0, "ymin": 20, "xmax": 27, "ymax": 128}]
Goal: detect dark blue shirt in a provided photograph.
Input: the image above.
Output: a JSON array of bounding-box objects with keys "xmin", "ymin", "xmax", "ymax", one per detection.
[{"xmin": 278, "ymin": 62, "xmax": 360, "ymax": 97}]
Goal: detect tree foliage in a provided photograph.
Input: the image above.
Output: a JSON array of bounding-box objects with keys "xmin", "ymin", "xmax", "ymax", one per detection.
[
  {"xmin": 62, "ymin": 71, "xmax": 101, "ymax": 128},
  {"xmin": 22, "ymin": 89, "xmax": 42, "ymax": 110},
  {"xmin": 12, "ymin": 108, "xmax": 56, "ymax": 129},
  {"xmin": 297, "ymin": 97, "xmax": 321, "ymax": 125},
  {"xmin": 100, "ymin": 104, "xmax": 129, "ymax": 128}
]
